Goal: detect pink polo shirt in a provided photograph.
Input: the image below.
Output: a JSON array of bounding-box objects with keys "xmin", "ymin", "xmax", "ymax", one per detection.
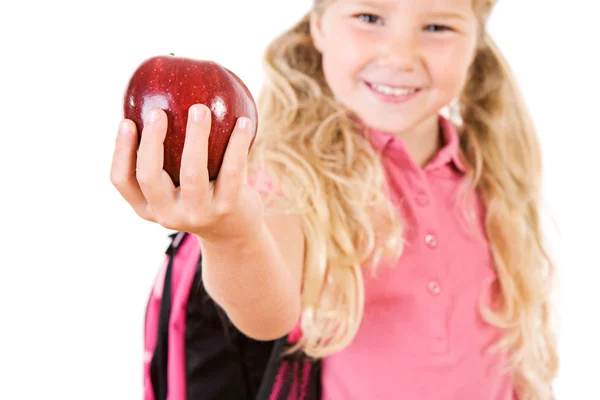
[{"xmin": 320, "ymin": 115, "xmax": 516, "ymax": 400}]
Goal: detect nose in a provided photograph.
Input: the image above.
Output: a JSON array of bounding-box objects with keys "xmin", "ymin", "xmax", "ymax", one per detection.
[{"xmin": 377, "ymin": 32, "xmax": 419, "ymax": 71}]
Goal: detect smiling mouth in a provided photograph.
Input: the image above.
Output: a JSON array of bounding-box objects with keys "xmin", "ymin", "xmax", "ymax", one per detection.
[{"xmin": 366, "ymin": 81, "xmax": 421, "ymax": 96}]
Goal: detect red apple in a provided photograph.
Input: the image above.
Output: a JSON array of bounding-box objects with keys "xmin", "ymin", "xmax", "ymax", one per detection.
[{"xmin": 123, "ymin": 54, "xmax": 258, "ymax": 186}]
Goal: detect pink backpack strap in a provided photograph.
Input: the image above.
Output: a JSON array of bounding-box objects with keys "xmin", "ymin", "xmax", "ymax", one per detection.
[
  {"xmin": 255, "ymin": 331, "xmax": 321, "ymax": 400},
  {"xmin": 143, "ymin": 232, "xmax": 200, "ymax": 400}
]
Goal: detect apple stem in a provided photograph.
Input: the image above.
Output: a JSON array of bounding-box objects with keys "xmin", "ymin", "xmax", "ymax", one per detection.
[{"xmin": 169, "ymin": 53, "xmax": 175, "ymax": 56}]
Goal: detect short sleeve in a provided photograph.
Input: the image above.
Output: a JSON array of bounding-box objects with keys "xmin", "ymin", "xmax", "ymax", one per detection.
[
  {"xmin": 247, "ymin": 168, "xmax": 284, "ymax": 196},
  {"xmin": 247, "ymin": 167, "xmax": 298, "ymax": 217}
]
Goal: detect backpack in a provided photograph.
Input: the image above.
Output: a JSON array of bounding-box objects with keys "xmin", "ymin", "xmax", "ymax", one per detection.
[{"xmin": 143, "ymin": 231, "xmax": 322, "ymax": 400}]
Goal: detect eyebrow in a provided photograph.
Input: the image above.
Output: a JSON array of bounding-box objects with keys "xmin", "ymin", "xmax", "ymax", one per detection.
[
  {"xmin": 426, "ymin": 11, "xmax": 470, "ymax": 21},
  {"xmin": 347, "ymin": 1, "xmax": 471, "ymax": 21},
  {"xmin": 349, "ymin": 0, "xmax": 396, "ymax": 10}
]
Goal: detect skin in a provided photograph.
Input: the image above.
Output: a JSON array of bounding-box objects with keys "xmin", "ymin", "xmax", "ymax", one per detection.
[{"xmin": 310, "ymin": 0, "xmax": 479, "ymax": 166}]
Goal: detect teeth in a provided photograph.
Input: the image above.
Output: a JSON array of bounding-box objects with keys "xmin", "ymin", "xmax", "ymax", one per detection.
[{"xmin": 370, "ymin": 83, "xmax": 418, "ymax": 96}]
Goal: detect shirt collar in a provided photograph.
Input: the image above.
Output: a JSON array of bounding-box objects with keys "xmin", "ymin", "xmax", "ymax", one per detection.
[{"xmin": 367, "ymin": 114, "xmax": 466, "ymax": 174}]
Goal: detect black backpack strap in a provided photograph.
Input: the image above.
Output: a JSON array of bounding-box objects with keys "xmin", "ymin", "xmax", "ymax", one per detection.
[{"xmin": 150, "ymin": 231, "xmax": 189, "ymax": 400}]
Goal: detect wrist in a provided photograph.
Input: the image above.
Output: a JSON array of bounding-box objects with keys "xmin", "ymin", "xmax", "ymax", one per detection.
[{"xmin": 195, "ymin": 221, "xmax": 268, "ymax": 253}]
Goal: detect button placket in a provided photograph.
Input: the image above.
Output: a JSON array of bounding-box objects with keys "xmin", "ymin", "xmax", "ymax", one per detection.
[{"xmin": 424, "ymin": 230, "xmax": 442, "ymax": 298}]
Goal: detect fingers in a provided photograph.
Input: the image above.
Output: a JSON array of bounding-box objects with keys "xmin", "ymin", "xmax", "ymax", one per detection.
[
  {"xmin": 180, "ymin": 104, "xmax": 211, "ymax": 214},
  {"xmin": 136, "ymin": 108, "xmax": 177, "ymax": 216},
  {"xmin": 213, "ymin": 117, "xmax": 253, "ymax": 212},
  {"xmin": 110, "ymin": 119, "xmax": 153, "ymax": 220}
]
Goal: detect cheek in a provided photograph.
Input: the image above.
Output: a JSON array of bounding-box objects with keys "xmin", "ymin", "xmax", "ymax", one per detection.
[
  {"xmin": 323, "ymin": 28, "xmax": 373, "ymax": 78},
  {"xmin": 322, "ymin": 43, "xmax": 367, "ymax": 96},
  {"xmin": 427, "ymin": 41, "xmax": 475, "ymax": 92}
]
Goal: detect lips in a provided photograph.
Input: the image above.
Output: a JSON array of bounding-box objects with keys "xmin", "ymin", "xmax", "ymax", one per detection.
[{"xmin": 364, "ymin": 80, "xmax": 422, "ymax": 104}]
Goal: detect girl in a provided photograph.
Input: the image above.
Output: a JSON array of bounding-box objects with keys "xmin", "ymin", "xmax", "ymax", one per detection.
[{"xmin": 111, "ymin": 0, "xmax": 559, "ymax": 398}]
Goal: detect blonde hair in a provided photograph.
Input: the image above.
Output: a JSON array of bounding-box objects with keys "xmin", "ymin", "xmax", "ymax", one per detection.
[{"xmin": 248, "ymin": 1, "xmax": 558, "ymax": 399}]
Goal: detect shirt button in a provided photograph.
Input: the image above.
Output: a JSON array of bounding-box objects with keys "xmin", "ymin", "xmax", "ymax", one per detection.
[
  {"xmin": 428, "ymin": 280, "xmax": 442, "ymax": 295},
  {"xmin": 424, "ymin": 233, "xmax": 438, "ymax": 249},
  {"xmin": 415, "ymin": 190, "xmax": 429, "ymax": 206}
]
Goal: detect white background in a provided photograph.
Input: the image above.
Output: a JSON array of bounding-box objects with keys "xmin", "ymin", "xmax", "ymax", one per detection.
[{"xmin": 1, "ymin": 0, "xmax": 598, "ymax": 399}]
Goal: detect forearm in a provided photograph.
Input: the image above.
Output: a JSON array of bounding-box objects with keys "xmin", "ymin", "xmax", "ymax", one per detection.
[{"xmin": 197, "ymin": 223, "xmax": 301, "ymax": 341}]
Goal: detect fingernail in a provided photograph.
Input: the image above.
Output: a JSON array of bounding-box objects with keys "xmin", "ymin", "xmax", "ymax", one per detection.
[
  {"xmin": 118, "ymin": 120, "xmax": 129, "ymax": 136},
  {"xmin": 147, "ymin": 109, "xmax": 160, "ymax": 123},
  {"xmin": 237, "ymin": 117, "xmax": 249, "ymax": 130},
  {"xmin": 190, "ymin": 104, "xmax": 206, "ymax": 122}
]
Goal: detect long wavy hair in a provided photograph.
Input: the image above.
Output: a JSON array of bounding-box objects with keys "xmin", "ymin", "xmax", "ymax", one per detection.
[{"xmin": 248, "ymin": 1, "xmax": 559, "ymax": 398}]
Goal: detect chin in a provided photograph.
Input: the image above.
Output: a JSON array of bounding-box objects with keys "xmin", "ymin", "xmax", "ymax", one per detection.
[
  {"xmin": 358, "ymin": 114, "xmax": 417, "ymax": 135},
  {"xmin": 361, "ymin": 103, "xmax": 448, "ymax": 136}
]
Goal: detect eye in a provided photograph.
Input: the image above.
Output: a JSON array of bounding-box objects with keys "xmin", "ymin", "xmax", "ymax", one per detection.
[
  {"xmin": 356, "ymin": 13, "xmax": 383, "ymax": 25},
  {"xmin": 425, "ymin": 24, "xmax": 453, "ymax": 32}
]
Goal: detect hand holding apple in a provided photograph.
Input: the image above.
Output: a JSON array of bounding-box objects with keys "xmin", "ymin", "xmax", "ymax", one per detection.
[{"xmin": 110, "ymin": 55, "xmax": 265, "ymax": 241}]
